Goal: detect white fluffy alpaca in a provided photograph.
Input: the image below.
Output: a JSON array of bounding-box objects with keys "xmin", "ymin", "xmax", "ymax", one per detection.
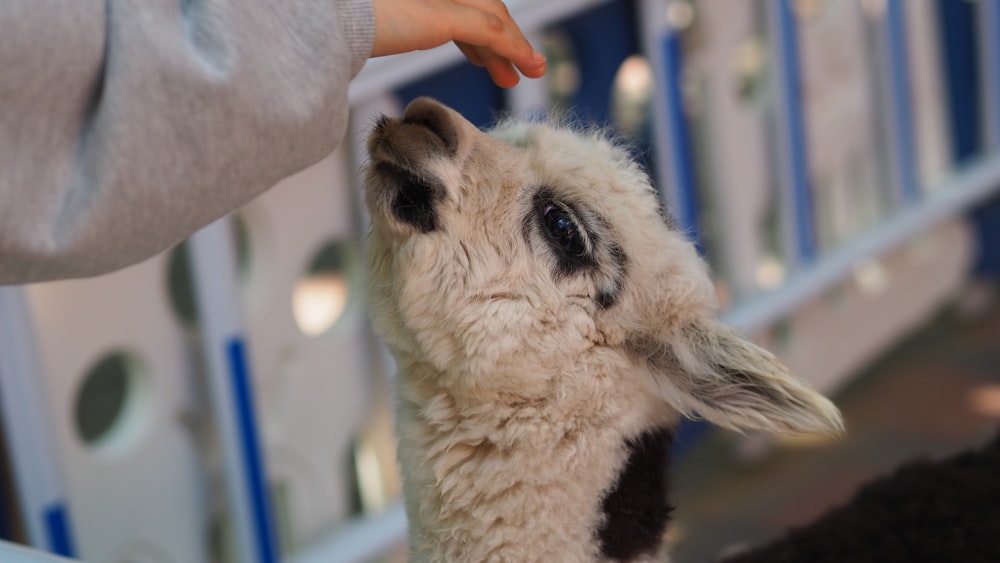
[{"xmin": 363, "ymin": 98, "xmax": 843, "ymax": 563}]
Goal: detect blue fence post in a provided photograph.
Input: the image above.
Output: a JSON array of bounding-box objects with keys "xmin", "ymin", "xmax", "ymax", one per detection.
[
  {"xmin": 187, "ymin": 219, "xmax": 279, "ymax": 563},
  {"xmin": 883, "ymin": 0, "xmax": 920, "ymax": 205},
  {"xmin": 972, "ymin": 0, "xmax": 1000, "ymax": 280},
  {"xmin": 657, "ymin": 16, "xmax": 701, "ymax": 242},
  {"xmin": 769, "ymin": 0, "xmax": 817, "ymax": 265},
  {"xmin": 636, "ymin": 0, "xmax": 712, "ymax": 455}
]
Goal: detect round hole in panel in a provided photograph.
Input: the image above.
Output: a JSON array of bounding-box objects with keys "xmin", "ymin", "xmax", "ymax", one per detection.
[
  {"xmin": 292, "ymin": 240, "xmax": 357, "ymax": 337},
  {"xmin": 74, "ymin": 351, "xmax": 149, "ymax": 454},
  {"xmin": 167, "ymin": 215, "xmax": 252, "ymax": 327}
]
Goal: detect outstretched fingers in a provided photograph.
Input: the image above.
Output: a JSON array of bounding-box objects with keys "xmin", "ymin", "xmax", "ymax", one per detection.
[
  {"xmin": 370, "ymin": 0, "xmax": 546, "ymax": 88},
  {"xmin": 449, "ymin": 0, "xmax": 546, "ymax": 85}
]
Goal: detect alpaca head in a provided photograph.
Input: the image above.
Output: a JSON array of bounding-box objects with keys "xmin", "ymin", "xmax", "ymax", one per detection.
[{"xmin": 364, "ymin": 97, "xmax": 842, "ymax": 438}]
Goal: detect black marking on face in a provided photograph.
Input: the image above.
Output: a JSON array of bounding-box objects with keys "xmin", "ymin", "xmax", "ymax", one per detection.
[
  {"xmin": 598, "ymin": 427, "xmax": 674, "ymax": 561},
  {"xmin": 376, "ymin": 162, "xmax": 445, "ymax": 233},
  {"xmin": 525, "ymin": 188, "xmax": 630, "ymax": 310},
  {"xmin": 595, "ymin": 242, "xmax": 627, "ymax": 310},
  {"xmin": 595, "ymin": 287, "xmax": 619, "ymax": 310}
]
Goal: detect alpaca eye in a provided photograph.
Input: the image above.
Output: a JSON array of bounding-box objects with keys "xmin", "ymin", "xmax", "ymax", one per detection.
[{"xmin": 543, "ymin": 204, "xmax": 586, "ymax": 257}]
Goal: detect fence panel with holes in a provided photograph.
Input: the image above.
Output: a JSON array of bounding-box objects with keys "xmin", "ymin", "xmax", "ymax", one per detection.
[
  {"xmin": 1, "ymin": 1, "xmax": 999, "ymax": 562},
  {"xmin": 2, "ymin": 256, "xmax": 208, "ymax": 563}
]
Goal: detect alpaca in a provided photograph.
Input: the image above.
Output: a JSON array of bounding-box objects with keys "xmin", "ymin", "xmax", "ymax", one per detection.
[{"xmin": 363, "ymin": 97, "xmax": 843, "ymax": 563}]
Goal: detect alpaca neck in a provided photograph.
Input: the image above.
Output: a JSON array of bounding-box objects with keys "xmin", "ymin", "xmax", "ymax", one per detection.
[{"xmin": 394, "ymin": 367, "xmax": 675, "ymax": 562}]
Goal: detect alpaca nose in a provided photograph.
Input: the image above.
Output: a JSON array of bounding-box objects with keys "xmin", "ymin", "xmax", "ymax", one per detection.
[{"xmin": 402, "ymin": 97, "xmax": 459, "ymax": 154}]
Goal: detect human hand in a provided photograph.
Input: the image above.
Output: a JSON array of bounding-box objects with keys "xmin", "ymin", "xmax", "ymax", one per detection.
[{"xmin": 370, "ymin": 0, "xmax": 547, "ymax": 88}]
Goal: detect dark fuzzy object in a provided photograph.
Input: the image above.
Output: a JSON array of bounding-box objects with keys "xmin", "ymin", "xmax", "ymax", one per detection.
[
  {"xmin": 598, "ymin": 428, "xmax": 675, "ymax": 561},
  {"xmin": 721, "ymin": 432, "xmax": 1000, "ymax": 563}
]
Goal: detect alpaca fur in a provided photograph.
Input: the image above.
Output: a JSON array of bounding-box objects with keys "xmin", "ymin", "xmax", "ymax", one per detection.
[
  {"xmin": 721, "ymin": 431, "xmax": 1000, "ymax": 563},
  {"xmin": 363, "ymin": 97, "xmax": 843, "ymax": 562}
]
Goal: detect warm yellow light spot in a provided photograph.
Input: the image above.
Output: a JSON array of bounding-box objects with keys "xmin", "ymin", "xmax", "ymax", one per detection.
[
  {"xmin": 617, "ymin": 56, "xmax": 653, "ymax": 99},
  {"xmin": 665, "ymin": 1, "xmax": 695, "ymax": 31},
  {"xmin": 612, "ymin": 55, "xmax": 654, "ymax": 137},
  {"xmin": 968, "ymin": 384, "xmax": 1000, "ymax": 418},
  {"xmin": 756, "ymin": 255, "xmax": 787, "ymax": 290},
  {"xmin": 853, "ymin": 258, "xmax": 889, "ymax": 297},
  {"xmin": 292, "ymin": 274, "xmax": 348, "ymax": 337}
]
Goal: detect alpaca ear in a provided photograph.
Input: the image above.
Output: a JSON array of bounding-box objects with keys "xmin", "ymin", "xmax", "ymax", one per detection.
[{"xmin": 629, "ymin": 319, "xmax": 843, "ymax": 436}]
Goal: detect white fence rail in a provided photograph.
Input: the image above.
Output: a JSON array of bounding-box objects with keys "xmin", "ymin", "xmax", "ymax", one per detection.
[{"xmin": 2, "ymin": 1, "xmax": 998, "ymax": 561}]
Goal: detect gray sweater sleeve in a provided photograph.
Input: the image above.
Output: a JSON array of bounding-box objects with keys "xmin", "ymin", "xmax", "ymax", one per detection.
[{"xmin": 0, "ymin": 0, "xmax": 374, "ymax": 283}]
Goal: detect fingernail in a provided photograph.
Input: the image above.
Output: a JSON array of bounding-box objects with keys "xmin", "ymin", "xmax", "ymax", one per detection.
[{"xmin": 532, "ymin": 50, "xmax": 547, "ymax": 65}]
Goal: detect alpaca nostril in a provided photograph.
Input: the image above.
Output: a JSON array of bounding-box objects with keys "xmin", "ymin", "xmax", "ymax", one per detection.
[{"xmin": 403, "ymin": 98, "xmax": 459, "ymax": 154}]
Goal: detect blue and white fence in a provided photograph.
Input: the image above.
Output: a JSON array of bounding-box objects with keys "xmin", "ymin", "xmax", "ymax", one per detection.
[{"xmin": 1, "ymin": 1, "xmax": 999, "ymax": 562}]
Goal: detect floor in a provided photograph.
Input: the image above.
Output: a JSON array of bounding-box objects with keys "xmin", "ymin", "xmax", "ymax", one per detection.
[{"xmin": 668, "ymin": 286, "xmax": 1000, "ymax": 563}]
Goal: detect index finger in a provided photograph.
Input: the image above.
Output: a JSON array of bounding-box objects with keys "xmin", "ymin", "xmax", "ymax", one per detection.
[{"xmin": 448, "ymin": 0, "xmax": 547, "ymax": 79}]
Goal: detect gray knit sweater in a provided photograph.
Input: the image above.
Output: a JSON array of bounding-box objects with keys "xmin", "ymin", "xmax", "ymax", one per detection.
[{"xmin": 0, "ymin": 0, "xmax": 374, "ymax": 283}]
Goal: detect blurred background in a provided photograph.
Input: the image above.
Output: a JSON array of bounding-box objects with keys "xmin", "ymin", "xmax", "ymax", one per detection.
[{"xmin": 1, "ymin": 0, "xmax": 999, "ymax": 562}]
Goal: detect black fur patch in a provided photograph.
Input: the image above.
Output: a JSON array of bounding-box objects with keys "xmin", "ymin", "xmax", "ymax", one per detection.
[
  {"xmin": 598, "ymin": 428, "xmax": 674, "ymax": 561},
  {"xmin": 378, "ymin": 163, "xmax": 445, "ymax": 233},
  {"xmin": 595, "ymin": 242, "xmax": 628, "ymax": 309},
  {"xmin": 722, "ymin": 430, "xmax": 1000, "ymax": 563},
  {"xmin": 595, "ymin": 286, "xmax": 620, "ymax": 310},
  {"xmin": 525, "ymin": 188, "xmax": 630, "ymax": 310}
]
